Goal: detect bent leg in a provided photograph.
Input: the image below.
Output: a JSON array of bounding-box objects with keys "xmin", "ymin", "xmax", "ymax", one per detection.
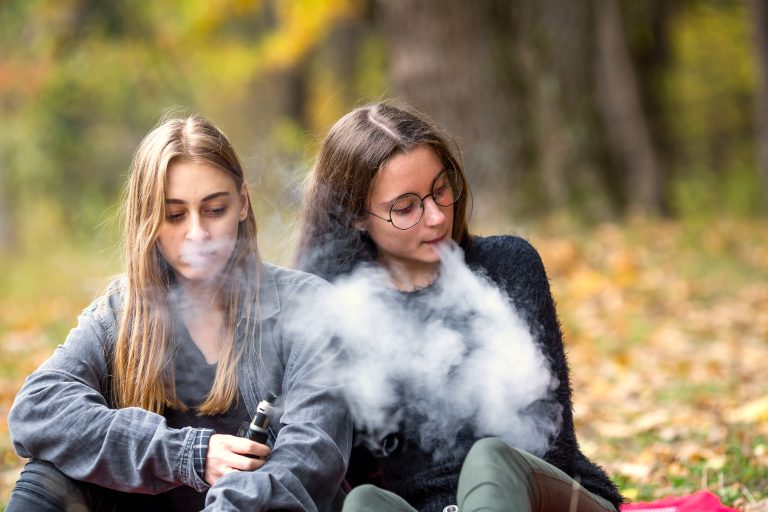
[
  {"xmin": 6, "ymin": 459, "xmax": 155, "ymax": 512},
  {"xmin": 457, "ymin": 438, "xmax": 616, "ymax": 512},
  {"xmin": 7, "ymin": 459, "xmax": 94, "ymax": 512},
  {"xmin": 457, "ymin": 438, "xmax": 534, "ymax": 512},
  {"xmin": 342, "ymin": 484, "xmax": 418, "ymax": 512}
]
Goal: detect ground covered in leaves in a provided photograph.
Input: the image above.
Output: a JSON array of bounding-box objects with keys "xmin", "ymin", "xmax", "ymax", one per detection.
[
  {"xmin": 526, "ymin": 219, "xmax": 768, "ymax": 510},
  {"xmin": 0, "ymin": 218, "xmax": 766, "ymax": 509}
]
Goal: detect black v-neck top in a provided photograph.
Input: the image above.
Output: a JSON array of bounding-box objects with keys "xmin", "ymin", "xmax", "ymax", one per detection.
[{"xmin": 159, "ymin": 322, "xmax": 251, "ymax": 511}]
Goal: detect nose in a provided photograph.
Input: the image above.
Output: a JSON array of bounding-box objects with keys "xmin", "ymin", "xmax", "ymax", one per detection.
[
  {"xmin": 185, "ymin": 213, "xmax": 209, "ymax": 241},
  {"xmin": 422, "ymin": 196, "xmax": 446, "ymax": 227}
]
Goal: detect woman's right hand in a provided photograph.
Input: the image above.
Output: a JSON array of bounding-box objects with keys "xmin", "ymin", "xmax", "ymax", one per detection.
[{"xmin": 204, "ymin": 434, "xmax": 271, "ymax": 485}]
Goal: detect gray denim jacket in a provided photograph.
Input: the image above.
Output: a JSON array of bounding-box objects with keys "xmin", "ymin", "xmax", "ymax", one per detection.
[{"xmin": 8, "ymin": 263, "xmax": 351, "ymax": 511}]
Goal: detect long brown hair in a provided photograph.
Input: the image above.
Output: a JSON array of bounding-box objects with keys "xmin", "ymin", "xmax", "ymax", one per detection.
[
  {"xmin": 296, "ymin": 102, "xmax": 472, "ymax": 280},
  {"xmin": 114, "ymin": 115, "xmax": 260, "ymax": 415}
]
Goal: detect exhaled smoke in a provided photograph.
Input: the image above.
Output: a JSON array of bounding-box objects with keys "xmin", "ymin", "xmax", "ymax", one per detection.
[
  {"xmin": 310, "ymin": 241, "xmax": 562, "ymax": 459},
  {"xmin": 179, "ymin": 239, "xmax": 234, "ymax": 269}
]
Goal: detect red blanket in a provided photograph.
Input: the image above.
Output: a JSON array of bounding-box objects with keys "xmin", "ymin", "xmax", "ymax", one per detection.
[{"xmin": 621, "ymin": 490, "xmax": 737, "ymax": 512}]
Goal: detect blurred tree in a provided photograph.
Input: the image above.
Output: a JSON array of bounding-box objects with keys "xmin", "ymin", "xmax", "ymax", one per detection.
[
  {"xmin": 664, "ymin": 1, "xmax": 759, "ymax": 217},
  {"xmin": 0, "ymin": 0, "xmax": 765, "ymax": 255},
  {"xmin": 595, "ymin": 0, "xmax": 665, "ymax": 216},
  {"xmin": 513, "ymin": 1, "xmax": 576, "ymax": 212},
  {"xmin": 0, "ymin": 0, "xmax": 360, "ymax": 250},
  {"xmin": 377, "ymin": 0, "xmax": 522, "ymax": 221},
  {"xmin": 509, "ymin": 0, "xmax": 619, "ymax": 219},
  {"xmin": 623, "ymin": 0, "xmax": 675, "ymax": 169},
  {"xmin": 749, "ymin": 0, "xmax": 768, "ymax": 210}
]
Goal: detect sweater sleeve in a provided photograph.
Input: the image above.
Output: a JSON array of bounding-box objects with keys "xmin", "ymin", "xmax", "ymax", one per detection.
[{"xmin": 471, "ymin": 236, "xmax": 624, "ymax": 509}]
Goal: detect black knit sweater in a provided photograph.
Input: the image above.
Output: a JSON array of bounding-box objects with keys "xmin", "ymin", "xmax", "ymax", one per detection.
[
  {"xmin": 305, "ymin": 235, "xmax": 624, "ymax": 511},
  {"xmin": 463, "ymin": 236, "xmax": 623, "ymax": 508}
]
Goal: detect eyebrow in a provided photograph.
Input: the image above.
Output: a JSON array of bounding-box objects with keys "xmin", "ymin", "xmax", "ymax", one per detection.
[{"xmin": 165, "ymin": 191, "xmax": 231, "ymax": 205}]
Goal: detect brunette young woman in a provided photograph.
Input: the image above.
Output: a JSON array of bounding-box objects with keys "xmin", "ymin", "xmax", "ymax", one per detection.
[
  {"xmin": 8, "ymin": 115, "xmax": 351, "ymax": 511},
  {"xmin": 296, "ymin": 103, "xmax": 624, "ymax": 512}
]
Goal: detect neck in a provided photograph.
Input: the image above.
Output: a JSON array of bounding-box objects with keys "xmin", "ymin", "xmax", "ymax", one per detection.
[
  {"xmin": 175, "ymin": 277, "xmax": 222, "ymax": 315},
  {"xmin": 380, "ymin": 259, "xmax": 439, "ymax": 292},
  {"xmin": 173, "ymin": 277, "xmax": 227, "ymax": 364}
]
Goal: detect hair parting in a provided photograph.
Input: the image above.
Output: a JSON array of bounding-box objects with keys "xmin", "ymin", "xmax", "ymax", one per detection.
[
  {"xmin": 114, "ymin": 115, "xmax": 261, "ymax": 415},
  {"xmin": 296, "ymin": 102, "xmax": 472, "ymax": 280}
]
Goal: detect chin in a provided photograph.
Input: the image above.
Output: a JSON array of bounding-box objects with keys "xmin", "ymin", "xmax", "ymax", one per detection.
[
  {"xmin": 176, "ymin": 263, "xmax": 224, "ymax": 283},
  {"xmin": 178, "ymin": 270, "xmax": 212, "ymax": 283},
  {"xmin": 417, "ymin": 250, "xmax": 442, "ymax": 264}
]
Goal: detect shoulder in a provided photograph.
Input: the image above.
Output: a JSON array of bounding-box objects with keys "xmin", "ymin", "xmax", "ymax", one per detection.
[
  {"xmin": 259, "ymin": 263, "xmax": 332, "ymax": 320},
  {"xmin": 466, "ymin": 235, "xmax": 546, "ymax": 280},
  {"xmin": 464, "ymin": 235, "xmax": 554, "ymax": 316},
  {"xmin": 263, "ymin": 262, "xmax": 330, "ymax": 291},
  {"xmin": 51, "ymin": 275, "xmax": 127, "ymax": 365},
  {"xmin": 78, "ymin": 275, "xmax": 127, "ymax": 342},
  {"xmin": 261, "ymin": 262, "xmax": 331, "ymax": 302}
]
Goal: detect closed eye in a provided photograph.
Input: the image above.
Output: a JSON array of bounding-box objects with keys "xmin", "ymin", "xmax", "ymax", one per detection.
[
  {"xmin": 392, "ymin": 205, "xmax": 415, "ymax": 216},
  {"xmin": 205, "ymin": 207, "xmax": 227, "ymax": 217}
]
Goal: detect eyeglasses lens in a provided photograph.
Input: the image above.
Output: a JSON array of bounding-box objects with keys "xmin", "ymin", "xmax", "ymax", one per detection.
[
  {"xmin": 388, "ymin": 169, "xmax": 464, "ymax": 229},
  {"xmin": 390, "ymin": 194, "xmax": 423, "ymax": 229}
]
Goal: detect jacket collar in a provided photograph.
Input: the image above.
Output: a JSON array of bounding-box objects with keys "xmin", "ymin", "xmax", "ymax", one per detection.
[{"xmin": 256, "ymin": 262, "xmax": 280, "ymax": 320}]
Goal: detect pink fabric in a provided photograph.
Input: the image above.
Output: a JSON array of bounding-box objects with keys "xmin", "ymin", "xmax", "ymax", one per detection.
[{"xmin": 621, "ymin": 490, "xmax": 737, "ymax": 512}]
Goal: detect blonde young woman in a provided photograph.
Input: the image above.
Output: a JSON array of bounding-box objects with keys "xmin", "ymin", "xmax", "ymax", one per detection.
[
  {"xmin": 8, "ymin": 116, "xmax": 351, "ymax": 511},
  {"xmin": 296, "ymin": 103, "xmax": 623, "ymax": 512}
]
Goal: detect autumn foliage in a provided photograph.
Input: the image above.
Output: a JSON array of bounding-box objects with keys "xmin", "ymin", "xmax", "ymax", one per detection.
[{"xmin": 1, "ymin": 218, "xmax": 766, "ymax": 508}]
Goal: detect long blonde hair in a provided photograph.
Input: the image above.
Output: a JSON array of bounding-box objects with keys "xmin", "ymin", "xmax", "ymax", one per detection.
[{"xmin": 114, "ymin": 115, "xmax": 260, "ymax": 415}]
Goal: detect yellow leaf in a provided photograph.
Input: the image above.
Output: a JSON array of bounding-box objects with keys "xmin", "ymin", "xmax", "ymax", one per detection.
[
  {"xmin": 726, "ymin": 395, "xmax": 768, "ymax": 424},
  {"xmin": 622, "ymin": 488, "xmax": 639, "ymax": 501},
  {"xmin": 615, "ymin": 462, "xmax": 653, "ymax": 479}
]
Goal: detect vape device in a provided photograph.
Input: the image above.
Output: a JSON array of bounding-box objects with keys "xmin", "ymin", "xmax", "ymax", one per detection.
[{"xmin": 245, "ymin": 393, "xmax": 277, "ymax": 444}]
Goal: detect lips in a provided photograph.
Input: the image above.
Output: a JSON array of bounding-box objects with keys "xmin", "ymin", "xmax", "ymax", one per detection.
[
  {"xmin": 180, "ymin": 248, "xmax": 217, "ymax": 268},
  {"xmin": 424, "ymin": 234, "xmax": 446, "ymax": 245}
]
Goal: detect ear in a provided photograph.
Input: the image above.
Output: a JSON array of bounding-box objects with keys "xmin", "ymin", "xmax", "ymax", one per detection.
[
  {"xmin": 353, "ymin": 216, "xmax": 367, "ymax": 232},
  {"xmin": 238, "ymin": 183, "xmax": 249, "ymax": 222}
]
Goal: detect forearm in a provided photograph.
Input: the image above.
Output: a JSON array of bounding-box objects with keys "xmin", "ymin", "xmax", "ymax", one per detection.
[
  {"xmin": 10, "ymin": 366, "xmax": 207, "ymax": 493},
  {"xmin": 204, "ymin": 423, "xmax": 347, "ymax": 511}
]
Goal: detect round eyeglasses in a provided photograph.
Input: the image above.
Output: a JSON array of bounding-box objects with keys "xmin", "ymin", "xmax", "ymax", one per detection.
[{"xmin": 366, "ymin": 167, "xmax": 464, "ymax": 230}]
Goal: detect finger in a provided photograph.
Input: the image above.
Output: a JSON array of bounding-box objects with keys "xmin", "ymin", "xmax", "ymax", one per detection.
[
  {"xmin": 231, "ymin": 453, "xmax": 266, "ymax": 471},
  {"xmin": 223, "ymin": 435, "xmax": 271, "ymax": 458},
  {"xmin": 246, "ymin": 442, "xmax": 271, "ymax": 458}
]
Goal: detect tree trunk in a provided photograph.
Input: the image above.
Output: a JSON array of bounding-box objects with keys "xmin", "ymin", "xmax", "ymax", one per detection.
[
  {"xmin": 594, "ymin": 0, "xmax": 664, "ymax": 216},
  {"xmin": 749, "ymin": 0, "xmax": 768, "ymax": 211},
  {"xmin": 377, "ymin": 0, "xmax": 522, "ymax": 221},
  {"xmin": 517, "ymin": 37, "xmax": 569, "ymax": 211}
]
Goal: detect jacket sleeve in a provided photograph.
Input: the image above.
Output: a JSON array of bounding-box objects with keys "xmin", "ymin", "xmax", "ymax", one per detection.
[
  {"xmin": 7, "ymin": 297, "xmax": 208, "ymax": 494},
  {"xmin": 204, "ymin": 280, "xmax": 352, "ymax": 512},
  {"xmin": 480, "ymin": 236, "xmax": 624, "ymax": 509}
]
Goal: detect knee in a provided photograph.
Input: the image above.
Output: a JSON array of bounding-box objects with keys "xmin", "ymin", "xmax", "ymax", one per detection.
[
  {"xmin": 344, "ymin": 484, "xmax": 401, "ymax": 512},
  {"xmin": 14, "ymin": 459, "xmax": 69, "ymax": 488},
  {"xmin": 344, "ymin": 484, "xmax": 382, "ymax": 507},
  {"xmin": 9, "ymin": 459, "xmax": 85, "ymax": 511},
  {"xmin": 465, "ymin": 438, "xmax": 533, "ymax": 474},
  {"xmin": 466, "ymin": 438, "xmax": 513, "ymax": 465}
]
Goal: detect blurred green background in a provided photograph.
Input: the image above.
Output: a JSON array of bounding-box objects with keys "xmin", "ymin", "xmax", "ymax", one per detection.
[
  {"xmin": 1, "ymin": 0, "xmax": 768, "ymax": 507},
  {"xmin": 1, "ymin": 0, "xmax": 766, "ymax": 264}
]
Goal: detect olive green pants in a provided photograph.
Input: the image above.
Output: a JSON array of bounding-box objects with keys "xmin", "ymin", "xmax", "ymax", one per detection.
[{"xmin": 342, "ymin": 438, "xmax": 617, "ymax": 512}]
